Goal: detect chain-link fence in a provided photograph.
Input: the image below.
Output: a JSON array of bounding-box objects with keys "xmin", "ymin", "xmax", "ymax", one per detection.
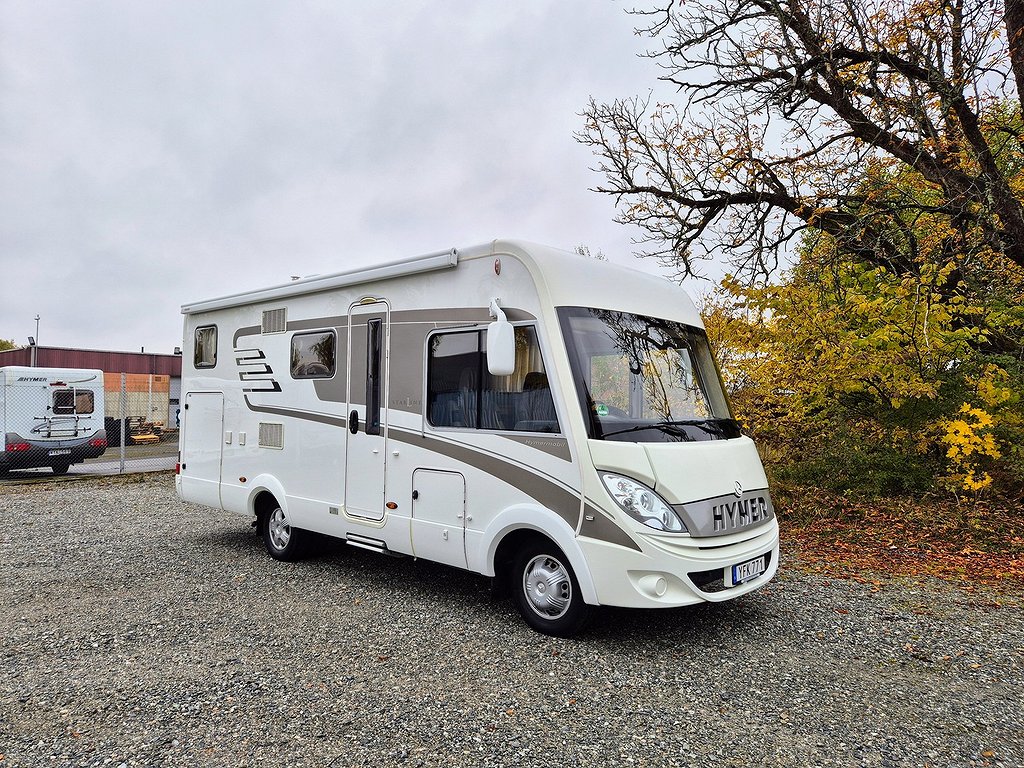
[{"xmin": 1, "ymin": 371, "xmax": 178, "ymax": 481}]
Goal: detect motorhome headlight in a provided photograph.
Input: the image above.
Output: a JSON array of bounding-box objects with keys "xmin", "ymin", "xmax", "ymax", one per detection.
[{"xmin": 600, "ymin": 473, "xmax": 686, "ymax": 533}]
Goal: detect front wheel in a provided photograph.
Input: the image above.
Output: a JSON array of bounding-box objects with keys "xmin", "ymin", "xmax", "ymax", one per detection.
[
  {"xmin": 511, "ymin": 541, "xmax": 590, "ymax": 637},
  {"xmin": 259, "ymin": 505, "xmax": 307, "ymax": 561}
]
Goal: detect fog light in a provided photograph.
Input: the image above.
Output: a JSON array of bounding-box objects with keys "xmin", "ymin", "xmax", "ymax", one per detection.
[{"xmin": 637, "ymin": 574, "xmax": 669, "ymax": 598}]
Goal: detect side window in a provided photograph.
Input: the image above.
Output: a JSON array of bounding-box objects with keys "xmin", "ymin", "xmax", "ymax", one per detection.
[
  {"xmin": 194, "ymin": 325, "xmax": 217, "ymax": 368},
  {"xmin": 53, "ymin": 389, "xmax": 94, "ymax": 415},
  {"xmin": 495, "ymin": 326, "xmax": 559, "ymax": 433},
  {"xmin": 291, "ymin": 331, "xmax": 336, "ymax": 379},
  {"xmin": 427, "ymin": 326, "xmax": 559, "ymax": 433},
  {"xmin": 427, "ymin": 331, "xmax": 483, "ymax": 429}
]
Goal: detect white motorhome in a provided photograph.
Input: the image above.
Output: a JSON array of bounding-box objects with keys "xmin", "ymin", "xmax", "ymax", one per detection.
[
  {"xmin": 177, "ymin": 240, "xmax": 779, "ymax": 635},
  {"xmin": 0, "ymin": 367, "xmax": 108, "ymax": 475}
]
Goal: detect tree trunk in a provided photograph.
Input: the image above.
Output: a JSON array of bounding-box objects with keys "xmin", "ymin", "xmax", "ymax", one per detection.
[{"xmin": 1006, "ymin": 0, "xmax": 1024, "ymax": 119}]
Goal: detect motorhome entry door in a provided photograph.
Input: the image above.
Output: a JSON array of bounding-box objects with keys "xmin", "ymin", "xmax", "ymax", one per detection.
[
  {"xmin": 344, "ymin": 300, "xmax": 390, "ymax": 521},
  {"xmin": 179, "ymin": 391, "xmax": 224, "ymax": 510}
]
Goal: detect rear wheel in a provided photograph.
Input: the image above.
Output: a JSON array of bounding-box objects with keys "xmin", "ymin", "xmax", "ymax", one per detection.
[
  {"xmin": 51, "ymin": 462, "xmax": 70, "ymax": 476},
  {"xmin": 511, "ymin": 540, "xmax": 590, "ymax": 637},
  {"xmin": 259, "ymin": 505, "xmax": 307, "ymax": 561}
]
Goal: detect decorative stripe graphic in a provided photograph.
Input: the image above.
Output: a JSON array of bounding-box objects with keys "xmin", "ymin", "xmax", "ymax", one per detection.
[
  {"xmin": 236, "ymin": 348, "xmax": 281, "ymax": 393},
  {"xmin": 235, "ymin": 396, "xmax": 624, "ymax": 541}
]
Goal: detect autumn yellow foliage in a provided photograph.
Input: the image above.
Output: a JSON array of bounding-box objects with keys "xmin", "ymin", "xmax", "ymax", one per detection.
[{"xmin": 703, "ymin": 257, "xmax": 1024, "ymax": 497}]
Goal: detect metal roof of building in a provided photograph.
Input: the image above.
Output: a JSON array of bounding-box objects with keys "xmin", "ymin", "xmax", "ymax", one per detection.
[{"xmin": 0, "ymin": 346, "xmax": 182, "ymax": 376}]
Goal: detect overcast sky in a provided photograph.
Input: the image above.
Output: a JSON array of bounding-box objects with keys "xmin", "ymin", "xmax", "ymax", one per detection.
[{"xmin": 1, "ymin": 1, "xmax": 685, "ymax": 353}]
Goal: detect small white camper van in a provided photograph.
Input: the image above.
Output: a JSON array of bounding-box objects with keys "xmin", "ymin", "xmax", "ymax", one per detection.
[
  {"xmin": 0, "ymin": 367, "xmax": 108, "ymax": 475},
  {"xmin": 177, "ymin": 240, "xmax": 779, "ymax": 635}
]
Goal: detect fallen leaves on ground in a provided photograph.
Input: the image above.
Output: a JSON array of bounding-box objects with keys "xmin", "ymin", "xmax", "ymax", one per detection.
[{"xmin": 776, "ymin": 486, "xmax": 1024, "ymax": 589}]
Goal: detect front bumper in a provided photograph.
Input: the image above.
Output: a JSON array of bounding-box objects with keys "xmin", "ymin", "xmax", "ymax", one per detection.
[{"xmin": 578, "ymin": 518, "xmax": 780, "ymax": 608}]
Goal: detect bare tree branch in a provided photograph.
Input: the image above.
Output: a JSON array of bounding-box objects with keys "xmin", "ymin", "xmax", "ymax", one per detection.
[{"xmin": 580, "ymin": 0, "xmax": 1024, "ymax": 280}]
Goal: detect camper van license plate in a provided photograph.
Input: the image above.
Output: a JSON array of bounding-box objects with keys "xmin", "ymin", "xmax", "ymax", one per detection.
[
  {"xmin": 731, "ymin": 556, "xmax": 766, "ymax": 585},
  {"xmin": 48, "ymin": 449, "xmax": 72, "ymax": 457}
]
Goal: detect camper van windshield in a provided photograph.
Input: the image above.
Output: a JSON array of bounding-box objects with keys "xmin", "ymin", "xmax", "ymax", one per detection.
[{"xmin": 558, "ymin": 307, "xmax": 741, "ymax": 442}]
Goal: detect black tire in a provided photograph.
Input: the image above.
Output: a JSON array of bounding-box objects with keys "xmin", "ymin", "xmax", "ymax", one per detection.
[
  {"xmin": 51, "ymin": 462, "xmax": 70, "ymax": 476},
  {"xmin": 259, "ymin": 504, "xmax": 307, "ymax": 561},
  {"xmin": 511, "ymin": 540, "xmax": 590, "ymax": 637}
]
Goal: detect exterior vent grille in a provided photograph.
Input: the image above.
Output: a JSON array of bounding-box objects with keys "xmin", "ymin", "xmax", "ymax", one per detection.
[
  {"xmin": 258, "ymin": 422, "xmax": 284, "ymax": 449},
  {"xmin": 261, "ymin": 308, "xmax": 287, "ymax": 334}
]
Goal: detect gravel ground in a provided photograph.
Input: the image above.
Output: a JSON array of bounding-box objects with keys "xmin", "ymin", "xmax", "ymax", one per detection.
[{"xmin": 1, "ymin": 474, "xmax": 1021, "ymax": 768}]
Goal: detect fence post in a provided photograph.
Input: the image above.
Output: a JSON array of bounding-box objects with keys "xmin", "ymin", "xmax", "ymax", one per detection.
[{"xmin": 119, "ymin": 372, "xmax": 127, "ymax": 474}]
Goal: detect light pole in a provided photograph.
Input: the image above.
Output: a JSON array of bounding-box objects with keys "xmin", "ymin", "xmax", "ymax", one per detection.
[{"xmin": 32, "ymin": 314, "xmax": 40, "ymax": 367}]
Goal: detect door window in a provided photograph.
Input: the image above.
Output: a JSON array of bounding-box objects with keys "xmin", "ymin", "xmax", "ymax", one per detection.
[{"xmin": 365, "ymin": 319, "xmax": 383, "ymax": 435}]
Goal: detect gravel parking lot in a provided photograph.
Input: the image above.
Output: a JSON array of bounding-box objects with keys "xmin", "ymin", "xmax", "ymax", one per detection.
[{"xmin": 1, "ymin": 474, "xmax": 1021, "ymax": 768}]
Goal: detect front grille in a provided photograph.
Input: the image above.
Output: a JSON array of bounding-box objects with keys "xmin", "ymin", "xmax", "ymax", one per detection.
[{"xmin": 689, "ymin": 568, "xmax": 728, "ymax": 593}]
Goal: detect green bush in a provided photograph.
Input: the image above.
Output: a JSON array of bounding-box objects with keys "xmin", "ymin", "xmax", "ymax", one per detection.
[{"xmin": 770, "ymin": 436, "xmax": 937, "ymax": 497}]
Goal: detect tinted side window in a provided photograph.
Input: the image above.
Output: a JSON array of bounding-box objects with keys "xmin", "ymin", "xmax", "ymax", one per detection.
[
  {"xmin": 427, "ymin": 326, "xmax": 559, "ymax": 433},
  {"xmin": 365, "ymin": 319, "xmax": 383, "ymax": 435},
  {"xmin": 427, "ymin": 331, "xmax": 483, "ymax": 429},
  {"xmin": 194, "ymin": 326, "xmax": 217, "ymax": 368},
  {"xmin": 291, "ymin": 331, "xmax": 336, "ymax": 379},
  {"xmin": 498, "ymin": 326, "xmax": 559, "ymax": 433},
  {"xmin": 53, "ymin": 389, "xmax": 75, "ymax": 414}
]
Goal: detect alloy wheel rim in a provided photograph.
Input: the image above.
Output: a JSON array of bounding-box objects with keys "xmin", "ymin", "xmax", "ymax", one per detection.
[{"xmin": 268, "ymin": 508, "xmax": 291, "ymax": 550}]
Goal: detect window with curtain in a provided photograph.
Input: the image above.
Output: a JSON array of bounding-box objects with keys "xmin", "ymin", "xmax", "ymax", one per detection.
[
  {"xmin": 194, "ymin": 326, "xmax": 217, "ymax": 368},
  {"xmin": 427, "ymin": 325, "xmax": 559, "ymax": 433}
]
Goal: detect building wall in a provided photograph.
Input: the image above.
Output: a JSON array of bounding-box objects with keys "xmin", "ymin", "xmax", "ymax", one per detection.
[{"xmin": 103, "ymin": 373, "xmax": 173, "ymax": 425}]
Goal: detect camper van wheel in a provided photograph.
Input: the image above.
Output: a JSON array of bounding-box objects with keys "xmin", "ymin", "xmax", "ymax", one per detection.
[
  {"xmin": 51, "ymin": 462, "xmax": 70, "ymax": 476},
  {"xmin": 259, "ymin": 505, "xmax": 307, "ymax": 561},
  {"xmin": 512, "ymin": 541, "xmax": 589, "ymax": 637}
]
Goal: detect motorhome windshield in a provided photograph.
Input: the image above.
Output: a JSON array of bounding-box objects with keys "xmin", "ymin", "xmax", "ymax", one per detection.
[{"xmin": 558, "ymin": 307, "xmax": 741, "ymax": 442}]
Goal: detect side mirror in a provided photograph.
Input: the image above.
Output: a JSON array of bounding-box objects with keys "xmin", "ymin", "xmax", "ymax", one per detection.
[{"xmin": 486, "ymin": 299, "xmax": 516, "ymax": 376}]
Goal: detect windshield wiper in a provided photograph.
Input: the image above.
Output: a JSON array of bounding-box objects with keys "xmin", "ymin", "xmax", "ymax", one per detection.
[
  {"xmin": 664, "ymin": 419, "xmax": 729, "ymax": 435},
  {"xmin": 599, "ymin": 419, "xmax": 726, "ymax": 439},
  {"xmin": 599, "ymin": 424, "xmax": 666, "ymax": 438}
]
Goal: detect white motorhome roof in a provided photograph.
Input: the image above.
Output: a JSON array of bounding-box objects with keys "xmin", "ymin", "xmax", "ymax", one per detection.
[
  {"xmin": 181, "ymin": 239, "xmax": 701, "ymax": 327},
  {"xmin": 180, "ymin": 248, "xmax": 459, "ymax": 315},
  {"xmin": 471, "ymin": 241, "xmax": 701, "ymax": 327},
  {"xmin": 0, "ymin": 366, "xmax": 105, "ymax": 384}
]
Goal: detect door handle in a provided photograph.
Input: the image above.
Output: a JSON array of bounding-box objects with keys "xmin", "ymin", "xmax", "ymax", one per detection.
[{"xmin": 349, "ymin": 410, "xmax": 359, "ymax": 434}]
